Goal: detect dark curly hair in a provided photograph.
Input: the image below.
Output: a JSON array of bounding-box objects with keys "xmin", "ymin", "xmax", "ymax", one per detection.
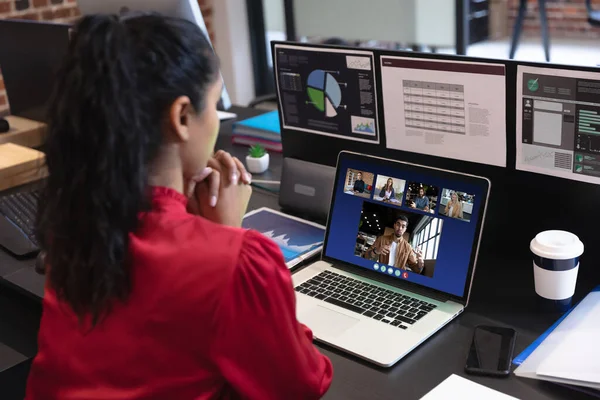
[
  {"xmin": 37, "ymin": 13, "xmax": 219, "ymax": 325},
  {"xmin": 394, "ymin": 215, "xmax": 409, "ymax": 225}
]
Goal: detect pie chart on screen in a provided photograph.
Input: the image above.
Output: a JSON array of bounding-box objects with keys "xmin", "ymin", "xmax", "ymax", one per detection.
[{"xmin": 306, "ymin": 69, "xmax": 342, "ymax": 117}]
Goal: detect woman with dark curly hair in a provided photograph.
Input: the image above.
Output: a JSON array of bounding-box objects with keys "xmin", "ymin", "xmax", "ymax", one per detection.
[{"xmin": 26, "ymin": 13, "xmax": 332, "ymax": 400}]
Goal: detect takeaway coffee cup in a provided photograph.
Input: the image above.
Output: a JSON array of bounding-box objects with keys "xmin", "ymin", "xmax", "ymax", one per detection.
[{"xmin": 530, "ymin": 230, "xmax": 584, "ymax": 311}]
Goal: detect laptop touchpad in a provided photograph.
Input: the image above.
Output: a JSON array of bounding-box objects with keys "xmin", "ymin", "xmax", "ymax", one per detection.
[{"xmin": 300, "ymin": 305, "xmax": 360, "ymax": 338}]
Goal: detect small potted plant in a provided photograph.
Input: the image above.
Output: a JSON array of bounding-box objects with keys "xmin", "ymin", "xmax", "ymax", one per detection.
[{"xmin": 246, "ymin": 144, "xmax": 269, "ymax": 174}]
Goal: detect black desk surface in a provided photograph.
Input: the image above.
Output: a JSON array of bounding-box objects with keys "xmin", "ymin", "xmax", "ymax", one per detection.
[{"xmin": 0, "ymin": 106, "xmax": 595, "ymax": 399}]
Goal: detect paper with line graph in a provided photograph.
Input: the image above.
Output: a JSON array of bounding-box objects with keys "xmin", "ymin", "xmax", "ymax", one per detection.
[{"xmin": 242, "ymin": 207, "xmax": 325, "ymax": 269}]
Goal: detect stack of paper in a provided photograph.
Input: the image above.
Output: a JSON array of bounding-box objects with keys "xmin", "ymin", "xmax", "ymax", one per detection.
[
  {"xmin": 514, "ymin": 288, "xmax": 600, "ymax": 393},
  {"xmin": 0, "ymin": 115, "xmax": 47, "ymax": 148}
]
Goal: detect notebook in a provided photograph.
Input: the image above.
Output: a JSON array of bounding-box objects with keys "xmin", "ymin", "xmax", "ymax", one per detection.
[
  {"xmin": 514, "ymin": 287, "xmax": 600, "ymax": 391},
  {"xmin": 232, "ymin": 110, "xmax": 281, "ymax": 151},
  {"xmin": 536, "ymin": 292, "xmax": 600, "ymax": 384},
  {"xmin": 514, "ymin": 285, "xmax": 600, "ymax": 366},
  {"xmin": 231, "ymin": 136, "xmax": 282, "ymax": 152}
]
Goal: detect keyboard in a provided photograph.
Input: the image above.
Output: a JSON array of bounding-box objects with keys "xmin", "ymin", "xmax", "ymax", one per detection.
[
  {"xmin": 0, "ymin": 190, "xmax": 40, "ymax": 256},
  {"xmin": 295, "ymin": 270, "xmax": 437, "ymax": 329}
]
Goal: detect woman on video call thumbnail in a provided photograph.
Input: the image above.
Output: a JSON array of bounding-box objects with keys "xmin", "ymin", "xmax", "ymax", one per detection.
[
  {"xmin": 379, "ymin": 178, "xmax": 395, "ymax": 201},
  {"xmin": 444, "ymin": 191, "xmax": 463, "ymax": 219}
]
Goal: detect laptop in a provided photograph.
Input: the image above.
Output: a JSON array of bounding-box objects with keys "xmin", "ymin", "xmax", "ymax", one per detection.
[{"xmin": 292, "ymin": 151, "xmax": 491, "ymax": 367}]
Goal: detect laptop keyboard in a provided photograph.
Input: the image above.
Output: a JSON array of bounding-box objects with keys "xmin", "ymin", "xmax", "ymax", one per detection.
[
  {"xmin": 295, "ymin": 270, "xmax": 437, "ymax": 329},
  {"xmin": 0, "ymin": 190, "xmax": 40, "ymax": 246}
]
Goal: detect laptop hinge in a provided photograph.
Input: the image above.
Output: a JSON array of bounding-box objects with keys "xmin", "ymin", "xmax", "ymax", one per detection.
[{"xmin": 400, "ymin": 284, "xmax": 454, "ymax": 303}]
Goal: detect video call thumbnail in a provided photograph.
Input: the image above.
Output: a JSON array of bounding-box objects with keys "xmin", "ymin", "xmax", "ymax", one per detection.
[
  {"xmin": 440, "ymin": 189, "xmax": 475, "ymax": 222},
  {"xmin": 405, "ymin": 182, "xmax": 439, "ymax": 213},
  {"xmin": 373, "ymin": 175, "xmax": 405, "ymax": 205},
  {"xmin": 343, "ymin": 168, "xmax": 374, "ymax": 199},
  {"xmin": 354, "ymin": 201, "xmax": 443, "ymax": 278}
]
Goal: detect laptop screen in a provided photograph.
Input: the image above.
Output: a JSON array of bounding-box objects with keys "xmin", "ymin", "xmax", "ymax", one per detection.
[{"xmin": 323, "ymin": 152, "xmax": 489, "ymax": 299}]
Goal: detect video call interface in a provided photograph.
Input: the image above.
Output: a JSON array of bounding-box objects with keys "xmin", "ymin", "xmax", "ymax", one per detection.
[{"xmin": 326, "ymin": 159, "xmax": 483, "ymax": 298}]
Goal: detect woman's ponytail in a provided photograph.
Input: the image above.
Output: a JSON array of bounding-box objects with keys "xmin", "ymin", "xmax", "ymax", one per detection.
[{"xmin": 38, "ymin": 14, "xmax": 219, "ymax": 325}]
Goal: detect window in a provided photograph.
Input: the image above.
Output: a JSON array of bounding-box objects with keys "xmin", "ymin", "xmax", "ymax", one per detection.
[
  {"xmin": 412, "ymin": 218, "xmax": 442, "ymax": 260},
  {"xmin": 347, "ymin": 171, "xmax": 356, "ymax": 186}
]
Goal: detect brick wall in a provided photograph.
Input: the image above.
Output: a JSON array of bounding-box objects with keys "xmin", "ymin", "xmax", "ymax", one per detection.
[
  {"xmin": 0, "ymin": 0, "xmax": 214, "ymax": 115},
  {"xmin": 199, "ymin": 0, "xmax": 214, "ymax": 44},
  {"xmin": 508, "ymin": 0, "xmax": 600, "ymax": 39}
]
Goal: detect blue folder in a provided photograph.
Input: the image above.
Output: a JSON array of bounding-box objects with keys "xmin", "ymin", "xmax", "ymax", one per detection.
[
  {"xmin": 513, "ymin": 285, "xmax": 600, "ymax": 366},
  {"xmin": 232, "ymin": 110, "xmax": 280, "ymax": 138}
]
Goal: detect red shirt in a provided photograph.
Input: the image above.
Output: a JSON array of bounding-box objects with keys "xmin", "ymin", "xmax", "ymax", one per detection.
[{"xmin": 26, "ymin": 187, "xmax": 333, "ymax": 399}]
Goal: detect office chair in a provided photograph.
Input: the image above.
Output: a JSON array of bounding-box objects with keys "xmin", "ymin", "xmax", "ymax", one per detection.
[
  {"xmin": 586, "ymin": 0, "xmax": 600, "ymax": 27},
  {"xmin": 509, "ymin": 0, "xmax": 550, "ymax": 62},
  {"xmin": 322, "ymin": 37, "xmax": 349, "ymax": 46}
]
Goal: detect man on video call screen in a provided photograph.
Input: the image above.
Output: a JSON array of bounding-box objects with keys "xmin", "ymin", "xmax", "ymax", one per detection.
[
  {"xmin": 364, "ymin": 215, "xmax": 424, "ymax": 273},
  {"xmin": 411, "ymin": 187, "xmax": 429, "ymax": 211}
]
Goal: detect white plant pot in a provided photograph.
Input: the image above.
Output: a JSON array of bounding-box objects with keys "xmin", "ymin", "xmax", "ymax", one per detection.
[{"xmin": 246, "ymin": 153, "xmax": 269, "ymax": 174}]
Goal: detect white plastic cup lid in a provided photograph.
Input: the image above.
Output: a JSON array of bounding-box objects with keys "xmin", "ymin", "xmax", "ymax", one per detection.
[{"xmin": 530, "ymin": 230, "xmax": 584, "ymax": 260}]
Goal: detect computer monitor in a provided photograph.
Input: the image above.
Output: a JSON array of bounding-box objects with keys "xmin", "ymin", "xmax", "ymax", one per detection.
[
  {"xmin": 0, "ymin": 20, "xmax": 71, "ymax": 122},
  {"xmin": 272, "ymin": 43, "xmax": 381, "ymax": 145},
  {"xmin": 77, "ymin": 0, "xmax": 232, "ymax": 110}
]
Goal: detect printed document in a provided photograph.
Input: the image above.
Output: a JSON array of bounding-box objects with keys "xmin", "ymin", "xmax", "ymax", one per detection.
[
  {"xmin": 516, "ymin": 65, "xmax": 600, "ymax": 184},
  {"xmin": 381, "ymin": 56, "xmax": 506, "ymax": 167}
]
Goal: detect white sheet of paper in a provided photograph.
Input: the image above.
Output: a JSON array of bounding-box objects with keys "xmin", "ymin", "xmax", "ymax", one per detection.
[
  {"xmin": 516, "ymin": 65, "xmax": 600, "ymax": 184},
  {"xmin": 535, "ymin": 292, "xmax": 600, "ymax": 385},
  {"xmin": 381, "ymin": 56, "xmax": 507, "ymax": 167},
  {"xmin": 420, "ymin": 375, "xmax": 518, "ymax": 400},
  {"xmin": 218, "ymin": 110, "xmax": 238, "ymax": 121}
]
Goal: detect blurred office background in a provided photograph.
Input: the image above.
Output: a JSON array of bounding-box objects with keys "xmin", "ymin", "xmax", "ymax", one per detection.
[{"xmin": 1, "ymin": 0, "xmax": 600, "ymax": 112}]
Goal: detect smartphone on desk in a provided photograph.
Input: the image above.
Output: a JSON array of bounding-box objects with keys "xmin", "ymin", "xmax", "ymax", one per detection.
[{"xmin": 465, "ymin": 325, "xmax": 517, "ymax": 377}]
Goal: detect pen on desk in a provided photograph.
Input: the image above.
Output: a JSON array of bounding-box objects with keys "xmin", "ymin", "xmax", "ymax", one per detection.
[{"xmin": 251, "ymin": 180, "xmax": 281, "ymax": 185}]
